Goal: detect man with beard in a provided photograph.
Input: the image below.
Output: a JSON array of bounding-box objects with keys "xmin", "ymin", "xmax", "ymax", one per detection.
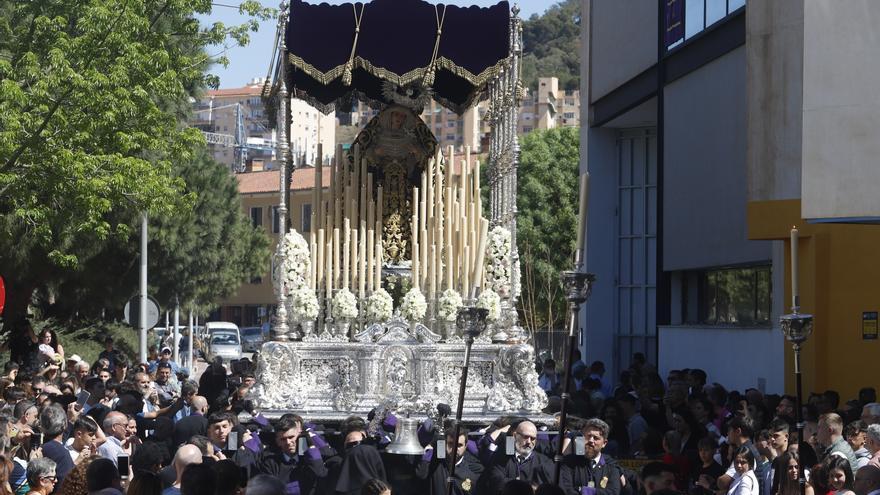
[
  {"xmin": 326, "ymin": 416, "xmax": 387, "ymax": 495},
  {"xmin": 482, "ymin": 420, "xmax": 553, "ymax": 491},
  {"xmin": 415, "ymin": 423, "xmax": 483, "ymax": 494},
  {"xmin": 560, "ymin": 418, "xmax": 623, "ymax": 495}
]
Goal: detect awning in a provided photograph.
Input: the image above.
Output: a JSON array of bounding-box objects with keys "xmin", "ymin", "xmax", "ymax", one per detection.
[{"xmin": 285, "ymin": 0, "xmax": 511, "ymax": 114}]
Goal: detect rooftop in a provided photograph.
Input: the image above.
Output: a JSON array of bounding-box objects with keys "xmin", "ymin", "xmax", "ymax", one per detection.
[{"xmin": 236, "ymin": 167, "xmax": 332, "ymax": 194}]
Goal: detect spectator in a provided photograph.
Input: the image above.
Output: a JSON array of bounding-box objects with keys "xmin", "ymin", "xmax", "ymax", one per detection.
[
  {"xmin": 211, "ymin": 460, "xmax": 244, "ymax": 495},
  {"xmin": 37, "ymin": 331, "xmax": 64, "ymax": 365},
  {"xmin": 163, "ymin": 445, "xmax": 202, "ymax": 495},
  {"xmin": 859, "ymin": 389, "xmax": 877, "ymax": 409},
  {"xmin": 125, "ymin": 473, "xmax": 162, "ymax": 495},
  {"xmin": 863, "ymin": 405, "xmax": 880, "ymax": 427},
  {"xmin": 39, "ymin": 405, "xmax": 74, "ymax": 486},
  {"xmin": 853, "ymin": 464, "xmax": 880, "ymax": 495},
  {"xmin": 866, "ymin": 425, "xmax": 880, "ymax": 468},
  {"xmin": 694, "ymin": 437, "xmax": 724, "ymax": 495},
  {"xmin": 148, "ymin": 349, "xmax": 179, "ymax": 376},
  {"xmin": 825, "ymin": 455, "xmax": 855, "ymax": 495},
  {"xmin": 537, "ymin": 359, "xmax": 558, "ymax": 395},
  {"xmin": 25, "ymin": 458, "xmax": 57, "ymax": 495},
  {"xmin": 130, "ymin": 442, "xmax": 164, "ymax": 478},
  {"xmin": 179, "ymin": 465, "xmax": 214, "ymax": 495},
  {"xmin": 173, "ymin": 397, "xmax": 207, "ymax": 447},
  {"xmin": 65, "ymin": 418, "xmax": 98, "ymax": 464},
  {"xmin": 4, "ymin": 363, "xmax": 19, "ymax": 383},
  {"xmin": 0, "ymin": 455, "xmax": 13, "ymax": 495},
  {"xmin": 727, "ymin": 446, "xmax": 759, "ymax": 495},
  {"xmin": 97, "ymin": 339, "xmax": 117, "ymax": 373},
  {"xmin": 641, "ymin": 462, "xmax": 676, "ymax": 495},
  {"xmin": 205, "ymin": 413, "xmax": 234, "ymax": 454},
  {"xmin": 774, "ymin": 451, "xmax": 802, "ymax": 495},
  {"xmin": 85, "ymin": 458, "xmax": 120, "ymax": 495},
  {"xmin": 819, "ymin": 413, "xmax": 859, "ymax": 473},
  {"xmin": 245, "ymin": 475, "xmax": 283, "ymax": 495},
  {"xmin": 97, "ymin": 412, "xmax": 135, "ymax": 468},
  {"xmin": 59, "ymin": 455, "xmax": 96, "ymax": 495},
  {"xmin": 619, "ymin": 393, "xmax": 648, "ymax": 455},
  {"xmin": 847, "ymin": 422, "xmax": 872, "ymax": 470}
]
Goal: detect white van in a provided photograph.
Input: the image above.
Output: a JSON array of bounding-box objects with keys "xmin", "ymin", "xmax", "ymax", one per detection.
[{"xmin": 204, "ymin": 321, "xmax": 242, "ymax": 363}]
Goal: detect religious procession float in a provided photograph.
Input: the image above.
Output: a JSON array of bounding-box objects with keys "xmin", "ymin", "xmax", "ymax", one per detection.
[{"xmin": 250, "ymin": 0, "xmax": 562, "ymax": 425}]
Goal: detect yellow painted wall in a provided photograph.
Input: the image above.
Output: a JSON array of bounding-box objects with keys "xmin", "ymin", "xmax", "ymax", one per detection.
[
  {"xmin": 748, "ymin": 199, "xmax": 880, "ymax": 401},
  {"xmin": 222, "ymin": 189, "xmax": 316, "ymax": 306}
]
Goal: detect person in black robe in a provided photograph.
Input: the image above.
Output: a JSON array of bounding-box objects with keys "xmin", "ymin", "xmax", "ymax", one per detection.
[
  {"xmin": 415, "ymin": 426, "xmax": 484, "ymax": 495},
  {"xmin": 253, "ymin": 415, "xmax": 327, "ymax": 495},
  {"xmin": 481, "ymin": 420, "xmax": 554, "ymax": 494},
  {"xmin": 560, "ymin": 418, "xmax": 623, "ymax": 495},
  {"xmin": 327, "ymin": 416, "xmax": 387, "ymax": 495}
]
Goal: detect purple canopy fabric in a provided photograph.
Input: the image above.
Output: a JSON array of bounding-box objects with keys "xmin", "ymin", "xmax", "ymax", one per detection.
[{"xmin": 285, "ymin": 0, "xmax": 510, "ymax": 114}]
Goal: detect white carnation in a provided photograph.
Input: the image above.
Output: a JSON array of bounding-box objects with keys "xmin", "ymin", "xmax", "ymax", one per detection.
[
  {"xmin": 400, "ymin": 287, "xmax": 427, "ymax": 321},
  {"xmin": 289, "ymin": 288, "xmax": 319, "ymax": 320},
  {"xmin": 437, "ymin": 289, "xmax": 463, "ymax": 322},
  {"xmin": 331, "ymin": 288, "xmax": 359, "ymax": 320},
  {"xmin": 365, "ymin": 288, "xmax": 394, "ymax": 322},
  {"xmin": 476, "ymin": 288, "xmax": 501, "ymax": 321}
]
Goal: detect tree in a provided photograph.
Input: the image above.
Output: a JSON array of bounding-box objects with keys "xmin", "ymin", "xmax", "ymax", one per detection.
[
  {"xmin": 0, "ymin": 0, "xmax": 272, "ymax": 324},
  {"xmin": 516, "ymin": 127, "xmax": 580, "ymax": 338},
  {"xmin": 47, "ymin": 150, "xmax": 271, "ymax": 320},
  {"xmin": 521, "ymin": 0, "xmax": 581, "ymax": 91}
]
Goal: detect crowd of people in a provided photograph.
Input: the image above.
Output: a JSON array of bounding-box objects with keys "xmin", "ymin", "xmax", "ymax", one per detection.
[{"xmin": 1, "ymin": 321, "xmax": 880, "ymax": 495}]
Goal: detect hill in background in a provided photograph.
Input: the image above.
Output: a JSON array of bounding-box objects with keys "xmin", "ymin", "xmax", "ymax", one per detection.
[{"xmin": 521, "ymin": 0, "xmax": 580, "ymax": 92}]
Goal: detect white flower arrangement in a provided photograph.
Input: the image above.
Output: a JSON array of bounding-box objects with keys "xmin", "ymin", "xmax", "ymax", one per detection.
[
  {"xmin": 365, "ymin": 288, "xmax": 394, "ymax": 322},
  {"xmin": 289, "ymin": 287, "xmax": 319, "ymax": 320},
  {"xmin": 400, "ymin": 287, "xmax": 427, "ymax": 321},
  {"xmin": 274, "ymin": 230, "xmax": 311, "ymax": 295},
  {"xmin": 476, "ymin": 288, "xmax": 501, "ymax": 321},
  {"xmin": 437, "ymin": 289, "xmax": 463, "ymax": 322},
  {"xmin": 331, "ymin": 288, "xmax": 359, "ymax": 320},
  {"xmin": 484, "ymin": 226, "xmax": 512, "ymax": 297}
]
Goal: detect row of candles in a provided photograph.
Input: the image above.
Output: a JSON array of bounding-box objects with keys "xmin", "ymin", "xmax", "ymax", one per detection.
[{"xmin": 307, "ymin": 143, "xmax": 489, "ymax": 302}]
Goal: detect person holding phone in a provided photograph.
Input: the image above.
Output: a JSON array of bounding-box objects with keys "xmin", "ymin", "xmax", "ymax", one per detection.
[{"xmin": 97, "ymin": 412, "xmax": 135, "ymax": 468}]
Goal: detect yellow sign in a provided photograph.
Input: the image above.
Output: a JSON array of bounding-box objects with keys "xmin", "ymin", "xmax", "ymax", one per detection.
[{"xmin": 863, "ymin": 312, "xmax": 878, "ymax": 340}]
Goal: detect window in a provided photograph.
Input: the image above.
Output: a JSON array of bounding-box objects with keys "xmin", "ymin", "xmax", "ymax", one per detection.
[
  {"xmin": 271, "ymin": 206, "xmax": 280, "ymax": 234},
  {"xmin": 683, "ymin": 265, "xmax": 772, "ymax": 326},
  {"xmin": 667, "ymin": 0, "xmax": 746, "ymax": 49},
  {"xmin": 523, "ymin": 126, "xmax": 533, "ymax": 133},
  {"xmin": 564, "ymin": 112, "xmax": 576, "ymax": 119},
  {"xmin": 447, "ymin": 121, "xmax": 455, "ymax": 128},
  {"xmin": 250, "ymin": 207, "xmax": 263, "ymax": 227},
  {"xmin": 301, "ymin": 203, "xmax": 312, "ymax": 232}
]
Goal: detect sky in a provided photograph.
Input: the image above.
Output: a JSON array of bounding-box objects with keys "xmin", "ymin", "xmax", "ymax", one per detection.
[{"xmin": 200, "ymin": 0, "xmax": 553, "ymax": 89}]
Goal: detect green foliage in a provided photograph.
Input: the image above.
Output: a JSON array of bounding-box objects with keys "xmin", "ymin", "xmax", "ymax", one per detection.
[
  {"xmin": 0, "ymin": 0, "xmax": 274, "ymax": 325},
  {"xmin": 516, "ymin": 127, "xmax": 580, "ymax": 334},
  {"xmin": 521, "ymin": 0, "xmax": 580, "ymax": 91}
]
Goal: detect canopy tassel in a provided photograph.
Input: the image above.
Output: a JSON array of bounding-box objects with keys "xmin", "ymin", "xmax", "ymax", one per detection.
[
  {"xmin": 343, "ymin": 3, "xmax": 365, "ymax": 87},
  {"xmin": 422, "ymin": 5, "xmax": 447, "ymax": 89}
]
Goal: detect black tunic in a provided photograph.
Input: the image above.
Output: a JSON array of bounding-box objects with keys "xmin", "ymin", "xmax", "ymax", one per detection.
[
  {"xmin": 414, "ymin": 449, "xmax": 484, "ymax": 495},
  {"xmin": 256, "ymin": 447, "xmax": 328, "ymax": 495},
  {"xmin": 559, "ymin": 454, "xmax": 623, "ymax": 495},
  {"xmin": 328, "ymin": 443, "xmax": 387, "ymax": 495},
  {"xmin": 481, "ymin": 451, "xmax": 554, "ymax": 494}
]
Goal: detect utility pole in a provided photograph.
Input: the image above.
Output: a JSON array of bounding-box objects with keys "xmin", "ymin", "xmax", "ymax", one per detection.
[{"xmin": 139, "ymin": 213, "xmax": 148, "ymax": 363}]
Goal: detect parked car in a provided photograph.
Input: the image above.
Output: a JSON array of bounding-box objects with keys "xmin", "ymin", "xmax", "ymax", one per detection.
[
  {"xmin": 208, "ymin": 330, "xmax": 242, "ymax": 363},
  {"xmin": 240, "ymin": 326, "xmax": 267, "ymax": 353}
]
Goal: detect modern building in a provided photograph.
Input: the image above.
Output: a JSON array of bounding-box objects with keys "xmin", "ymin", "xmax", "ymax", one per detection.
[
  {"xmin": 579, "ymin": 0, "xmax": 880, "ymax": 398},
  {"xmin": 192, "ymin": 79, "xmax": 336, "ymax": 171}
]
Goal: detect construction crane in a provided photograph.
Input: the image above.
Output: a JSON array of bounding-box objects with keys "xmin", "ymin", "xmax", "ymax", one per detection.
[{"xmin": 193, "ymin": 102, "xmax": 277, "ymax": 173}]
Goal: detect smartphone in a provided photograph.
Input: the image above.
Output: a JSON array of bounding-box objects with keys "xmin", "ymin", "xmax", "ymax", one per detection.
[
  {"xmin": 575, "ymin": 436, "xmax": 585, "ymax": 456},
  {"xmin": 297, "ymin": 437, "xmax": 308, "ymax": 455},
  {"xmin": 32, "ymin": 432, "xmax": 43, "ymax": 449},
  {"xmin": 227, "ymin": 431, "xmax": 239, "ymax": 451},
  {"xmin": 117, "ymin": 455, "xmax": 129, "ymax": 479},
  {"xmin": 76, "ymin": 390, "xmax": 90, "ymax": 409},
  {"xmin": 505, "ymin": 435, "xmax": 515, "ymax": 455},
  {"xmin": 436, "ymin": 439, "xmax": 446, "ymax": 459}
]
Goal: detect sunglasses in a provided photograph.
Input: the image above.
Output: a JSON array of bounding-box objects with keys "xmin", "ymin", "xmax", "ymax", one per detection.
[{"xmin": 41, "ymin": 476, "xmax": 57, "ymax": 482}]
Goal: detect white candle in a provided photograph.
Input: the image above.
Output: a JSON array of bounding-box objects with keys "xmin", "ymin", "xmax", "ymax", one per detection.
[
  {"xmin": 359, "ymin": 220, "xmax": 366, "ymax": 297},
  {"xmin": 333, "ymin": 228, "xmax": 340, "ymax": 288},
  {"xmin": 343, "ymin": 219, "xmax": 350, "ymax": 289},
  {"xmin": 309, "ymin": 231, "xmax": 317, "ymax": 289},
  {"xmin": 473, "ymin": 218, "xmax": 489, "ymax": 290},
  {"xmin": 791, "ymin": 226, "xmax": 799, "ymax": 310},
  {"xmin": 317, "ymin": 229, "xmax": 325, "ymax": 290},
  {"xmin": 575, "ymin": 172, "xmax": 590, "ymax": 264},
  {"xmin": 326, "ymin": 240, "xmax": 333, "ymax": 299},
  {"xmin": 375, "ymin": 240, "xmax": 383, "ymax": 290},
  {"xmin": 367, "ymin": 229, "xmax": 374, "ymax": 293}
]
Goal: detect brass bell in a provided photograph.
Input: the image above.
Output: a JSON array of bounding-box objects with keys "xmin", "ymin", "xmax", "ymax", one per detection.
[{"xmin": 384, "ymin": 416, "xmax": 424, "ymax": 455}]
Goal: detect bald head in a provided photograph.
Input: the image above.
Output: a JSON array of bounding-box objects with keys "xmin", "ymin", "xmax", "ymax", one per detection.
[
  {"xmin": 173, "ymin": 444, "xmax": 203, "ymax": 476},
  {"xmin": 191, "ymin": 396, "xmax": 208, "ymax": 414}
]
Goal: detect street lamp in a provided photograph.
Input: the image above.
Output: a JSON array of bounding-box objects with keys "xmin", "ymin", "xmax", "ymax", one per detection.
[
  {"xmin": 779, "ymin": 308, "xmax": 813, "ymax": 495},
  {"xmin": 446, "ymin": 306, "xmax": 488, "ymax": 495}
]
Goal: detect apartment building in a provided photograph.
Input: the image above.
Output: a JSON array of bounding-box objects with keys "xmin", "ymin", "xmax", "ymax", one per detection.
[{"xmin": 191, "ymin": 79, "xmax": 336, "ymax": 171}]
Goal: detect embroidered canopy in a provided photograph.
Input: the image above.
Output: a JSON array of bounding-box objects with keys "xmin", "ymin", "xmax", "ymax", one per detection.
[{"xmin": 285, "ymin": 0, "xmax": 511, "ymax": 114}]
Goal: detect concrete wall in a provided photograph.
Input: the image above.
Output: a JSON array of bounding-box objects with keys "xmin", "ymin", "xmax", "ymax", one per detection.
[
  {"xmin": 664, "ymin": 47, "xmax": 771, "ymax": 271},
  {"xmin": 801, "ymin": 0, "xmax": 880, "ymax": 220},
  {"xmin": 745, "ymin": 0, "xmax": 804, "ymax": 203},
  {"xmin": 590, "ymin": 0, "xmax": 656, "ymax": 102},
  {"xmin": 659, "ymin": 325, "xmax": 784, "ymax": 393}
]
